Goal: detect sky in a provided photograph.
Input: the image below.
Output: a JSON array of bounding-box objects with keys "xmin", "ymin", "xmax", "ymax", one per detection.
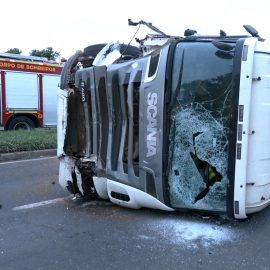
[{"xmin": 1, "ymin": 0, "xmax": 269, "ymax": 59}]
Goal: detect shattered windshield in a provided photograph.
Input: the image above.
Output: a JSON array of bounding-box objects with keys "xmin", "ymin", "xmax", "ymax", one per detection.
[{"xmin": 168, "ymin": 42, "xmax": 234, "ymax": 212}]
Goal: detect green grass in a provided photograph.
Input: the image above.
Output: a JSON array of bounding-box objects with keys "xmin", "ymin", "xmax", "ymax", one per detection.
[{"xmin": 0, "ymin": 128, "xmax": 57, "ymax": 153}]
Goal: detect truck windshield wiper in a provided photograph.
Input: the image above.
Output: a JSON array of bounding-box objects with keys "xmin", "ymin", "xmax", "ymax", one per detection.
[{"xmin": 212, "ymin": 40, "xmax": 235, "ymax": 51}]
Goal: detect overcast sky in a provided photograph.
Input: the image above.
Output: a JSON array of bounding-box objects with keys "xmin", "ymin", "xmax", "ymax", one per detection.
[{"xmin": 1, "ymin": 0, "xmax": 269, "ymax": 59}]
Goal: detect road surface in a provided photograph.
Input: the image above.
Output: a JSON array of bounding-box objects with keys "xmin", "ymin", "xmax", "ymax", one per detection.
[{"xmin": 0, "ymin": 157, "xmax": 270, "ymax": 270}]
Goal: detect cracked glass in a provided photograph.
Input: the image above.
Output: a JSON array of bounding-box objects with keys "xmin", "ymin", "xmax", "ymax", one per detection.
[{"xmin": 168, "ymin": 42, "xmax": 234, "ymax": 212}]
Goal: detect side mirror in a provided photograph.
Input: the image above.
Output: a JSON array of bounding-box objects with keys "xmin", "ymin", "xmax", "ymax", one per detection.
[
  {"xmin": 184, "ymin": 29, "xmax": 197, "ymax": 37},
  {"xmin": 243, "ymin": 25, "xmax": 259, "ymax": 37}
]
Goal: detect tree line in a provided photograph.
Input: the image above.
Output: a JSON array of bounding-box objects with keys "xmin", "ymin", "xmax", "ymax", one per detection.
[{"xmin": 5, "ymin": 47, "xmax": 60, "ymax": 61}]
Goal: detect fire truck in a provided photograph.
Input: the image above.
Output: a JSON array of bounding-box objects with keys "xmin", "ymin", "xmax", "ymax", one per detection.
[{"xmin": 0, "ymin": 52, "xmax": 62, "ymax": 130}]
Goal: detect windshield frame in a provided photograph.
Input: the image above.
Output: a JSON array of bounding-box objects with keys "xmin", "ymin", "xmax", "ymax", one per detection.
[{"xmin": 163, "ymin": 39, "xmax": 245, "ymax": 216}]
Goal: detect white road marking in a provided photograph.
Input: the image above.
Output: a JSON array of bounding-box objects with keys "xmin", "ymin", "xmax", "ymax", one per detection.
[
  {"xmin": 12, "ymin": 197, "xmax": 68, "ymax": 211},
  {"xmin": 0, "ymin": 156, "xmax": 56, "ymax": 165}
]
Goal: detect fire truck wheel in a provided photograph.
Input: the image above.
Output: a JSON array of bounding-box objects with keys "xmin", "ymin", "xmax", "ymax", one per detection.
[{"xmin": 8, "ymin": 116, "xmax": 35, "ymax": 130}]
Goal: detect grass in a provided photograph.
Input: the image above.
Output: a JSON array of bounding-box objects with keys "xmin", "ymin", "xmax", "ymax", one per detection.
[{"xmin": 0, "ymin": 128, "xmax": 57, "ymax": 153}]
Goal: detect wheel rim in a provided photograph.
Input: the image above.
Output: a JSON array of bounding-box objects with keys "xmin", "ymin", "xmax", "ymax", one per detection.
[{"xmin": 13, "ymin": 122, "xmax": 31, "ymax": 130}]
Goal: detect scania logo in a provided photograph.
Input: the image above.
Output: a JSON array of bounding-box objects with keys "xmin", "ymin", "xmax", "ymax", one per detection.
[{"xmin": 146, "ymin": 92, "xmax": 158, "ymax": 157}]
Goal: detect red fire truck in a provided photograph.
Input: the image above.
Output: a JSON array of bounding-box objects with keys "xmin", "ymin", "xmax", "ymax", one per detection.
[{"xmin": 0, "ymin": 52, "xmax": 63, "ymax": 130}]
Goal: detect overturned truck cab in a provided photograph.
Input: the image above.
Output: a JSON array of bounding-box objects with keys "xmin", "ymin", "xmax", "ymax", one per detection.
[{"xmin": 58, "ymin": 30, "xmax": 270, "ymax": 219}]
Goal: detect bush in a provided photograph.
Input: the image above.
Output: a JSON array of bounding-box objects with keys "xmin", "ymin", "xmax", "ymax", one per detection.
[{"xmin": 0, "ymin": 128, "xmax": 56, "ymax": 153}]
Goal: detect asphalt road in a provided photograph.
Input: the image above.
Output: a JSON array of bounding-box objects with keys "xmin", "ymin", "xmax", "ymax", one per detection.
[{"xmin": 0, "ymin": 157, "xmax": 270, "ymax": 270}]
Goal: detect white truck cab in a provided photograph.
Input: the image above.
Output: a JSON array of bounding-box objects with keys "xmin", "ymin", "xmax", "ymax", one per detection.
[{"xmin": 58, "ymin": 23, "xmax": 270, "ymax": 219}]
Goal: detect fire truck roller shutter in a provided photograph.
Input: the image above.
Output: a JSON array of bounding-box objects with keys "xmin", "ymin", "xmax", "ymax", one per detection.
[{"xmin": 5, "ymin": 72, "xmax": 39, "ymax": 109}]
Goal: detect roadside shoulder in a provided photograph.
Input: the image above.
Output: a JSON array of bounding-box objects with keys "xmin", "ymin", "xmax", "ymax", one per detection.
[{"xmin": 0, "ymin": 149, "xmax": 57, "ymax": 163}]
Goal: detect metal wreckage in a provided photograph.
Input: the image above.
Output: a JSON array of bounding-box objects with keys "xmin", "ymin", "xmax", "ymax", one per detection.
[{"xmin": 58, "ymin": 20, "xmax": 270, "ymax": 219}]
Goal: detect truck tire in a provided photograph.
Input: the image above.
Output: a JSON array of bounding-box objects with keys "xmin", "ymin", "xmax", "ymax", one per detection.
[
  {"xmin": 82, "ymin": 44, "xmax": 107, "ymax": 68},
  {"xmin": 84, "ymin": 43, "xmax": 140, "ymax": 60},
  {"xmin": 8, "ymin": 116, "xmax": 35, "ymax": 130},
  {"xmin": 119, "ymin": 44, "xmax": 141, "ymax": 59},
  {"xmin": 83, "ymin": 44, "xmax": 107, "ymax": 57},
  {"xmin": 60, "ymin": 50, "xmax": 83, "ymax": 89}
]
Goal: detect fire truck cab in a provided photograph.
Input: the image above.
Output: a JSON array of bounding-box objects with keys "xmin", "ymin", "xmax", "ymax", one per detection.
[{"xmin": 0, "ymin": 52, "xmax": 62, "ymax": 130}]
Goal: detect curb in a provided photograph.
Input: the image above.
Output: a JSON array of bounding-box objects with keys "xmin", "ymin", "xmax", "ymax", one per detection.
[{"xmin": 0, "ymin": 149, "xmax": 57, "ymax": 163}]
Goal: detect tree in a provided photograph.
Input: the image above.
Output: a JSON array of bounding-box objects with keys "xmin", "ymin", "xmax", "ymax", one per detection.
[
  {"xmin": 29, "ymin": 47, "xmax": 60, "ymax": 61},
  {"xmin": 6, "ymin": 48, "xmax": 22, "ymax": 54}
]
